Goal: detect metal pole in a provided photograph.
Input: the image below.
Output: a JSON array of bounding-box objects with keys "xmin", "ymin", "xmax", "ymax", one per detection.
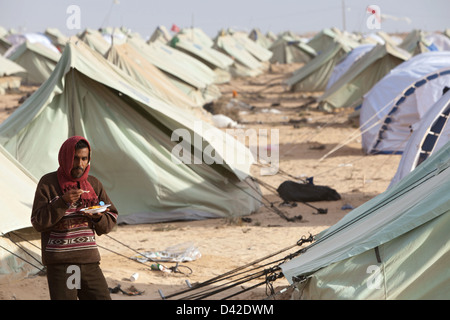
[{"xmin": 342, "ymin": 0, "xmax": 347, "ymax": 32}]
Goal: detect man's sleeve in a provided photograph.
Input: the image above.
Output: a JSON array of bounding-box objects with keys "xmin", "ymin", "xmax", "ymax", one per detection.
[
  {"xmin": 30, "ymin": 177, "xmax": 68, "ymax": 232},
  {"xmin": 90, "ymin": 177, "xmax": 118, "ymax": 235}
]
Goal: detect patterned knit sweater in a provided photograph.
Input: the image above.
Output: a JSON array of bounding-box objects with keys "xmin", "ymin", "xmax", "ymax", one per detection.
[{"xmin": 31, "ymin": 172, "xmax": 118, "ymax": 266}]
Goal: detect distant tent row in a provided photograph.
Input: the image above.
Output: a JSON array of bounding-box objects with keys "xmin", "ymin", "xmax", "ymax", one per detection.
[
  {"xmin": 283, "ymin": 28, "xmax": 448, "ymax": 113},
  {"xmin": 0, "ymin": 38, "xmax": 262, "ymax": 225},
  {"xmin": 3, "ymin": 33, "xmax": 61, "ymax": 85},
  {"xmin": 169, "ymin": 30, "xmax": 234, "ymax": 84}
]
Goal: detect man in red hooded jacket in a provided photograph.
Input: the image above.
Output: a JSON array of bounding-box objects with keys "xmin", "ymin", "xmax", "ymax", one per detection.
[{"xmin": 31, "ymin": 136, "xmax": 118, "ymax": 300}]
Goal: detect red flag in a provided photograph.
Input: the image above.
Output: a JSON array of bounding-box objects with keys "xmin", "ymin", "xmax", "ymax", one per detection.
[{"xmin": 171, "ymin": 24, "xmax": 180, "ymax": 32}]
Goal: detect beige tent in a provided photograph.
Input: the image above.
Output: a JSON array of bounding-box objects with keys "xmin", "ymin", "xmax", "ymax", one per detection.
[
  {"xmin": 169, "ymin": 30, "xmax": 234, "ymax": 84},
  {"xmin": 248, "ymin": 28, "xmax": 274, "ymax": 49},
  {"xmin": 78, "ymin": 28, "xmax": 112, "ymax": 56},
  {"xmin": 5, "ymin": 40, "xmax": 61, "ymax": 85},
  {"xmin": 0, "ymin": 55, "xmax": 26, "ymax": 94},
  {"xmin": 285, "ymin": 35, "xmax": 357, "ymax": 92},
  {"xmin": 269, "ymin": 35, "xmax": 317, "ymax": 64},
  {"xmin": 214, "ymin": 30, "xmax": 267, "ymax": 77},
  {"xmin": 128, "ymin": 36, "xmax": 222, "ymax": 106},
  {"xmin": 105, "ymin": 42, "xmax": 200, "ymax": 109},
  {"xmin": 45, "ymin": 28, "xmax": 69, "ymax": 52},
  {"xmin": 0, "ymin": 144, "xmax": 41, "ymax": 284}
]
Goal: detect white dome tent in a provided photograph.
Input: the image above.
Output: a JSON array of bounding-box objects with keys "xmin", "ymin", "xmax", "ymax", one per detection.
[
  {"xmin": 389, "ymin": 89, "xmax": 450, "ymax": 187},
  {"xmin": 360, "ymin": 51, "xmax": 450, "ymax": 154}
]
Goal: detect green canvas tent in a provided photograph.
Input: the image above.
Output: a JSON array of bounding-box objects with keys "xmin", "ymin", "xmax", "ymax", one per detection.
[
  {"xmin": 147, "ymin": 25, "xmax": 172, "ymax": 44},
  {"xmin": 269, "ymin": 35, "xmax": 317, "ymax": 64},
  {"xmin": 0, "ymin": 36, "xmax": 12, "ymax": 56},
  {"xmin": 280, "ymin": 140, "xmax": 450, "ymax": 299},
  {"xmin": 0, "ymin": 55, "xmax": 26, "ymax": 94},
  {"xmin": 5, "ymin": 39, "xmax": 61, "ymax": 85},
  {"xmin": 45, "ymin": 28, "xmax": 69, "ymax": 52},
  {"xmin": 398, "ymin": 29, "xmax": 435, "ymax": 55},
  {"xmin": 105, "ymin": 42, "xmax": 200, "ymax": 109},
  {"xmin": 306, "ymin": 28, "xmax": 342, "ymax": 53},
  {"xmin": 318, "ymin": 42, "xmax": 411, "ymax": 112},
  {"xmin": 127, "ymin": 35, "xmax": 222, "ymax": 106},
  {"xmin": 169, "ymin": 31, "xmax": 234, "ymax": 84},
  {"xmin": 0, "ymin": 26, "xmax": 11, "ymax": 55},
  {"xmin": 0, "ymin": 144, "xmax": 41, "ymax": 284},
  {"xmin": 0, "ymin": 38, "xmax": 262, "ymax": 225},
  {"xmin": 285, "ymin": 35, "xmax": 358, "ymax": 92},
  {"xmin": 231, "ymin": 31, "xmax": 273, "ymax": 63},
  {"xmin": 0, "ymin": 54, "xmax": 26, "ymax": 76},
  {"xmin": 249, "ymin": 28, "xmax": 274, "ymax": 49},
  {"xmin": 78, "ymin": 28, "xmax": 112, "ymax": 56},
  {"xmin": 213, "ymin": 31, "xmax": 265, "ymax": 77},
  {"xmin": 177, "ymin": 27, "xmax": 214, "ymax": 48}
]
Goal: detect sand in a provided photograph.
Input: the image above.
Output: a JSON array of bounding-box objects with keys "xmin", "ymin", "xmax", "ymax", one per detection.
[{"xmin": 0, "ymin": 63, "xmax": 401, "ymax": 300}]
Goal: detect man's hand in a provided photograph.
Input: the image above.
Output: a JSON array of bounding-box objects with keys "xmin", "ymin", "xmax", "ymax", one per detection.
[
  {"xmin": 83, "ymin": 208, "xmax": 109, "ymax": 221},
  {"xmin": 62, "ymin": 188, "xmax": 84, "ymax": 205}
]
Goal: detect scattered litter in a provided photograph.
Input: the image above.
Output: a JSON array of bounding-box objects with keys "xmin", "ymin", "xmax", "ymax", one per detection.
[
  {"xmin": 338, "ymin": 163, "xmax": 353, "ymax": 167},
  {"xmin": 131, "ymin": 242, "xmax": 201, "ymax": 263},
  {"xmin": 130, "ymin": 272, "xmax": 139, "ymax": 282},
  {"xmin": 226, "ymin": 98, "xmax": 254, "ymax": 111},
  {"xmin": 212, "ymin": 114, "xmax": 243, "ymax": 128},
  {"xmin": 341, "ymin": 204, "xmax": 354, "ymax": 210},
  {"xmin": 151, "ymin": 263, "xmax": 172, "ymax": 273},
  {"xmin": 150, "ymin": 262, "xmax": 193, "ymax": 276},
  {"xmin": 261, "ymin": 108, "xmax": 282, "ymax": 114},
  {"xmin": 109, "ymin": 284, "xmax": 144, "ymax": 296}
]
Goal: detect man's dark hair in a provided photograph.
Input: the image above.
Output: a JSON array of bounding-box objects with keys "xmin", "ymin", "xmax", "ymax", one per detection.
[{"xmin": 75, "ymin": 140, "xmax": 89, "ymax": 150}]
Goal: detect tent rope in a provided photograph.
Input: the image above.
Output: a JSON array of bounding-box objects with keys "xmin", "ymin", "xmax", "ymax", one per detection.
[
  {"xmin": 2, "ymin": 232, "xmax": 44, "ymax": 269},
  {"xmin": 0, "ymin": 243, "xmax": 45, "ymax": 274},
  {"xmin": 305, "ymin": 165, "xmax": 441, "ymax": 250},
  {"xmin": 162, "ymin": 233, "xmax": 314, "ymax": 300},
  {"xmin": 227, "ymin": 176, "xmax": 301, "ymax": 222}
]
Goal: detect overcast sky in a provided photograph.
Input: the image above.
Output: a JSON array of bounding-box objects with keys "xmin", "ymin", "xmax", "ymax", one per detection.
[{"xmin": 1, "ymin": 0, "xmax": 448, "ymax": 38}]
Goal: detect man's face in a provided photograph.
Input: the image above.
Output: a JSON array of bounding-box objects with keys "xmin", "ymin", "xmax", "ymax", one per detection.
[{"xmin": 71, "ymin": 147, "xmax": 90, "ymax": 179}]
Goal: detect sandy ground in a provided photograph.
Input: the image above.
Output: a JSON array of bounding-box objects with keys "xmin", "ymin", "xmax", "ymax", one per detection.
[{"xmin": 0, "ymin": 63, "xmax": 401, "ymax": 300}]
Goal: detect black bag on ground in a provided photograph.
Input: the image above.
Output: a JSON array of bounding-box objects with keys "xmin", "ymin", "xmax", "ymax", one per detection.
[{"xmin": 277, "ymin": 180, "xmax": 341, "ymax": 203}]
